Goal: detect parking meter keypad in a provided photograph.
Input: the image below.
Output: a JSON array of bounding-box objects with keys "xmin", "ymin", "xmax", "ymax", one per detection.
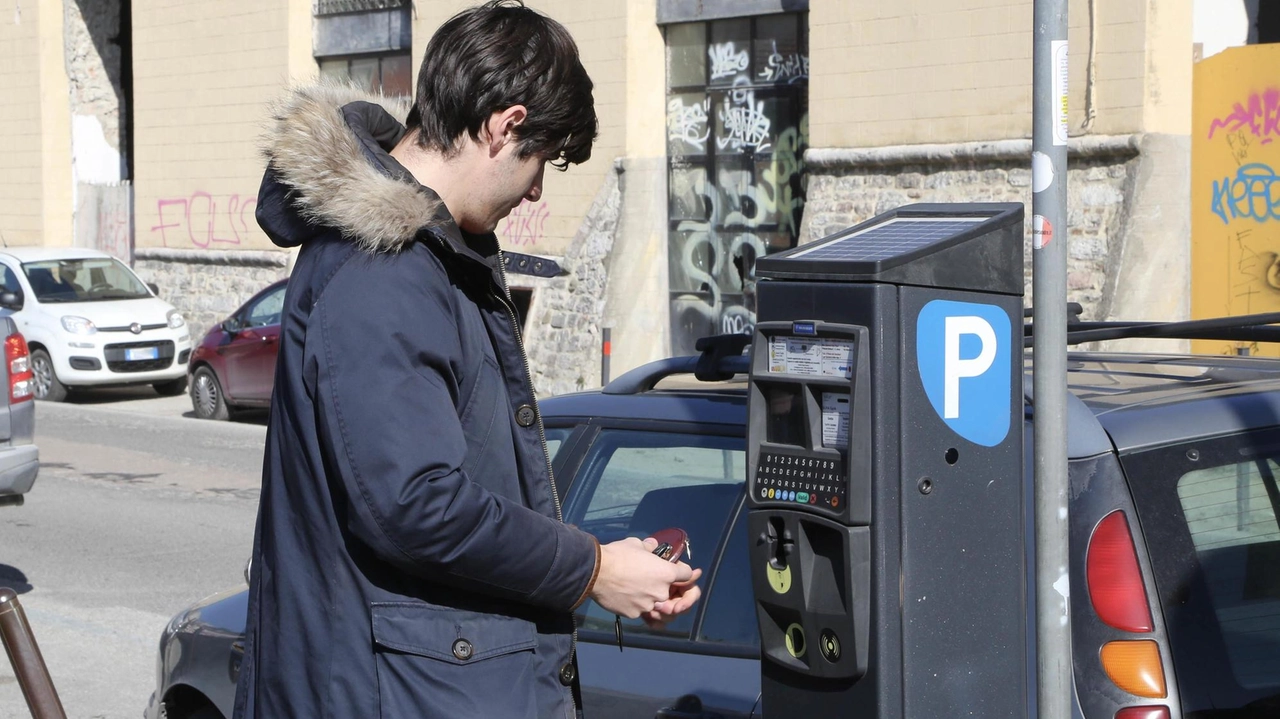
[{"xmin": 755, "ymin": 450, "xmax": 846, "ymax": 509}]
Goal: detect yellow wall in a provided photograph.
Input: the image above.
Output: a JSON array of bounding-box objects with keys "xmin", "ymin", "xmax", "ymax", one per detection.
[
  {"xmin": 0, "ymin": 0, "xmax": 46, "ymax": 245},
  {"xmin": 132, "ymin": 0, "xmax": 299, "ymax": 252},
  {"xmin": 809, "ymin": 0, "xmax": 1153, "ymax": 148},
  {"xmin": 412, "ymin": 1, "xmax": 628, "ymax": 257},
  {"xmin": 1190, "ymin": 44, "xmax": 1280, "ymax": 355}
]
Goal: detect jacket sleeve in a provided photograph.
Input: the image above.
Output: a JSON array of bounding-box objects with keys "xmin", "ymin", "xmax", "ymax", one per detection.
[{"xmin": 308, "ymin": 250, "xmax": 598, "ymax": 612}]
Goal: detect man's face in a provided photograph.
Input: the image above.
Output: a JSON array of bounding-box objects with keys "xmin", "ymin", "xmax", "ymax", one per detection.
[{"xmin": 459, "ymin": 145, "xmax": 547, "ymax": 235}]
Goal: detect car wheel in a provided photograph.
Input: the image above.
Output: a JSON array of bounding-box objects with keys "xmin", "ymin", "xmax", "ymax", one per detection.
[
  {"xmin": 190, "ymin": 366, "xmax": 232, "ymax": 420},
  {"xmin": 153, "ymin": 377, "xmax": 188, "ymax": 397},
  {"xmin": 30, "ymin": 349, "xmax": 68, "ymax": 402}
]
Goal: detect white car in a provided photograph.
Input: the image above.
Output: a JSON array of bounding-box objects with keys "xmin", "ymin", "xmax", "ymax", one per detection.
[{"xmin": 0, "ymin": 247, "xmax": 193, "ymax": 401}]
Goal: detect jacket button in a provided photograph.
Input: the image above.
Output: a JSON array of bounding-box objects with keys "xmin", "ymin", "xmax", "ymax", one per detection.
[
  {"xmin": 452, "ymin": 639, "xmax": 473, "ymax": 661},
  {"xmin": 515, "ymin": 404, "xmax": 537, "ymax": 427},
  {"xmin": 559, "ymin": 662, "xmax": 576, "ymax": 686}
]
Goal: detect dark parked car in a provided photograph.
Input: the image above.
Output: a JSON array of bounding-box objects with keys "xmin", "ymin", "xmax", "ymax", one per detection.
[
  {"xmin": 147, "ymin": 338, "xmax": 1280, "ymax": 719},
  {"xmin": 188, "ymin": 280, "xmax": 286, "ymax": 420}
]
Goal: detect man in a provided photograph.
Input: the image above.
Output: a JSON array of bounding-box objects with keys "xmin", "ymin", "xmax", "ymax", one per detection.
[{"xmin": 233, "ymin": 3, "xmax": 701, "ymax": 717}]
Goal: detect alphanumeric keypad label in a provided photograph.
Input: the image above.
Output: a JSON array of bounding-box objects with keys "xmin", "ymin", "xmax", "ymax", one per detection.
[{"xmin": 755, "ymin": 450, "xmax": 847, "ymax": 509}]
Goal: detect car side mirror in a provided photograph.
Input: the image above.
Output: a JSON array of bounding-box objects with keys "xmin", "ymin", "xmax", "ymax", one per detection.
[
  {"xmin": 0, "ymin": 292, "xmax": 22, "ymax": 310},
  {"xmin": 222, "ymin": 318, "xmax": 241, "ymax": 334},
  {"xmin": 146, "ymin": 282, "xmax": 159, "ymax": 295}
]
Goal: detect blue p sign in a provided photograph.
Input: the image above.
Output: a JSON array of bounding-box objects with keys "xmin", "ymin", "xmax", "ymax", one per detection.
[{"xmin": 916, "ymin": 300, "xmax": 1012, "ymax": 447}]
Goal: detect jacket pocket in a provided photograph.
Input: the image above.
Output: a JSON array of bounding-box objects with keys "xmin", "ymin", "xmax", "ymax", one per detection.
[{"xmin": 370, "ymin": 602, "xmax": 540, "ymax": 719}]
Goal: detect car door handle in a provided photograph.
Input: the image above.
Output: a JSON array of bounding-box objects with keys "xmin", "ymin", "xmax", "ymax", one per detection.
[{"xmin": 656, "ymin": 694, "xmax": 726, "ymax": 719}]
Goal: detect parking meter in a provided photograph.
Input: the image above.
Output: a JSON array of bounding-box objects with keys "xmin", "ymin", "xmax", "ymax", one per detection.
[{"xmin": 746, "ymin": 203, "xmax": 1027, "ymax": 718}]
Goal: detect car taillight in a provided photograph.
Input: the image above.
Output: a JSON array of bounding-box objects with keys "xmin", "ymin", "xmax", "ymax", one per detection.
[
  {"xmin": 1116, "ymin": 706, "xmax": 1171, "ymax": 719},
  {"xmin": 1100, "ymin": 640, "xmax": 1167, "ymax": 698},
  {"xmin": 1087, "ymin": 510, "xmax": 1153, "ymax": 632},
  {"xmin": 6, "ymin": 332, "xmax": 33, "ymax": 402}
]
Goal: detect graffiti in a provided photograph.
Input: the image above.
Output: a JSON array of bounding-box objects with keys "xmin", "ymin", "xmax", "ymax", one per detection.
[
  {"xmin": 1226, "ymin": 130, "xmax": 1254, "ymax": 166},
  {"xmin": 669, "ymin": 117, "xmax": 810, "ymax": 348},
  {"xmin": 150, "ymin": 192, "xmax": 257, "ymax": 248},
  {"xmin": 1209, "ymin": 89, "xmax": 1280, "ymax": 144},
  {"xmin": 667, "ymin": 97, "xmax": 711, "ymax": 152},
  {"xmin": 709, "ymin": 42, "xmax": 749, "ymax": 80},
  {"xmin": 75, "ymin": 183, "xmax": 132, "ymax": 261},
  {"xmin": 758, "ymin": 43, "xmax": 809, "ymax": 84},
  {"xmin": 1210, "ymin": 163, "xmax": 1280, "ymax": 224},
  {"xmin": 498, "ymin": 200, "xmax": 550, "ymax": 247},
  {"xmin": 97, "ymin": 210, "xmax": 131, "ymax": 261},
  {"xmin": 717, "ymin": 97, "xmax": 772, "ymax": 153}
]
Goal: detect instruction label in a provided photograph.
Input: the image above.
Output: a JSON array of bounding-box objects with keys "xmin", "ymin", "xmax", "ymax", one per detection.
[
  {"xmin": 822, "ymin": 392, "xmax": 851, "ymax": 449},
  {"xmin": 768, "ymin": 337, "xmax": 855, "ymax": 378}
]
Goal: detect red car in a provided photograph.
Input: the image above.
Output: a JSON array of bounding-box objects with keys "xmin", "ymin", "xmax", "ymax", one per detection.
[{"xmin": 188, "ymin": 279, "xmax": 286, "ymax": 420}]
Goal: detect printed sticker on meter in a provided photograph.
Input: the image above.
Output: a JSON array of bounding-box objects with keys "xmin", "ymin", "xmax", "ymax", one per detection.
[
  {"xmin": 768, "ymin": 336, "xmax": 854, "ymax": 378},
  {"xmin": 915, "ymin": 300, "xmax": 1012, "ymax": 447}
]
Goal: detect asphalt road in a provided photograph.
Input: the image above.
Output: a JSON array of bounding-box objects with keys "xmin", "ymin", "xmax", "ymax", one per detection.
[{"xmin": 0, "ymin": 388, "xmax": 266, "ymax": 719}]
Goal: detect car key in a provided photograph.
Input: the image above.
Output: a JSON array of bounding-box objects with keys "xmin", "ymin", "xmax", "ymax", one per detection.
[{"xmin": 616, "ymin": 528, "xmax": 691, "ymax": 651}]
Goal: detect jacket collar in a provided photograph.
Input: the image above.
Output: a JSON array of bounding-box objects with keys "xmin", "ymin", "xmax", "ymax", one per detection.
[{"xmin": 260, "ymin": 82, "xmax": 498, "ymax": 270}]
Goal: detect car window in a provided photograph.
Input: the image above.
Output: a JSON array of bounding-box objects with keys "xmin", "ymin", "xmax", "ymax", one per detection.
[
  {"xmin": 245, "ymin": 285, "xmax": 286, "ymax": 327},
  {"xmin": 1124, "ymin": 431, "xmax": 1280, "ymax": 713},
  {"xmin": 564, "ymin": 428, "xmax": 745, "ymax": 642},
  {"xmin": 0, "ymin": 265, "xmax": 23, "ymax": 305},
  {"xmin": 1175, "ymin": 457, "xmax": 1280, "ymax": 689},
  {"xmin": 544, "ymin": 426, "xmax": 571, "ymax": 462},
  {"xmin": 22, "ymin": 258, "xmax": 148, "ymax": 302}
]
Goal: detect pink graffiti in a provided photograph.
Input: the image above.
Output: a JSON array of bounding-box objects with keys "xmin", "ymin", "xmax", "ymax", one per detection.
[
  {"xmin": 499, "ymin": 200, "xmax": 550, "ymax": 247},
  {"xmin": 150, "ymin": 192, "xmax": 258, "ymax": 248},
  {"xmin": 1209, "ymin": 89, "xmax": 1280, "ymax": 144},
  {"xmin": 99, "ymin": 210, "xmax": 131, "ymax": 261}
]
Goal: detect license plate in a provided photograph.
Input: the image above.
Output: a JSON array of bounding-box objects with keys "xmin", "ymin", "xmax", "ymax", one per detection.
[{"xmin": 125, "ymin": 347, "xmax": 159, "ymax": 361}]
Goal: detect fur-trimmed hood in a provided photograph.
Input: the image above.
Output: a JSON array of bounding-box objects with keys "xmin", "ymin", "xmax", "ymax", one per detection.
[{"xmin": 257, "ymin": 83, "xmax": 451, "ymax": 254}]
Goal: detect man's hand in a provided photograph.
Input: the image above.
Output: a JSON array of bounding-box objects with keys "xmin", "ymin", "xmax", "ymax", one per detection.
[
  {"xmin": 590, "ymin": 537, "xmax": 703, "ymax": 619},
  {"xmin": 641, "ymin": 572, "xmax": 703, "ymax": 629}
]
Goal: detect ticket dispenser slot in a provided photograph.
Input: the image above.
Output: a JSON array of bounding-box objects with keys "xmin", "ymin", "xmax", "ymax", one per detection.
[{"xmin": 747, "ymin": 321, "xmax": 872, "ymax": 680}]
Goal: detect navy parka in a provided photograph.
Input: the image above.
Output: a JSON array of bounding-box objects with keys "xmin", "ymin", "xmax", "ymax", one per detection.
[{"xmin": 232, "ymin": 85, "xmax": 600, "ymax": 719}]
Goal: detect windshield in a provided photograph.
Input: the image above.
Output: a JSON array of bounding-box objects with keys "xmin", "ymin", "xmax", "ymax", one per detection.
[{"xmin": 22, "ymin": 258, "xmax": 151, "ymax": 303}]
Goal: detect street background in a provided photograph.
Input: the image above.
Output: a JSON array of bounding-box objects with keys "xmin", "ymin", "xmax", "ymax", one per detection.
[{"xmin": 0, "ymin": 396, "xmax": 265, "ymax": 719}]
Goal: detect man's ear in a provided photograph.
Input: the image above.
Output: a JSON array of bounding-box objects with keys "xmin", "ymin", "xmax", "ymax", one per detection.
[{"xmin": 485, "ymin": 105, "xmax": 530, "ymax": 156}]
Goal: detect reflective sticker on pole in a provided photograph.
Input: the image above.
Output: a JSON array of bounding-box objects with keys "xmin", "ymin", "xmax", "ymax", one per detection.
[
  {"xmin": 1032, "ymin": 151, "xmax": 1055, "ymax": 193},
  {"xmin": 1053, "ymin": 40, "xmax": 1069, "ymax": 145},
  {"xmin": 1034, "ymin": 214, "xmax": 1054, "ymax": 250}
]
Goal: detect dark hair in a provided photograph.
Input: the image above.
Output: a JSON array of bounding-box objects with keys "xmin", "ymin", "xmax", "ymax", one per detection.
[{"xmin": 406, "ymin": 0, "xmax": 597, "ymax": 169}]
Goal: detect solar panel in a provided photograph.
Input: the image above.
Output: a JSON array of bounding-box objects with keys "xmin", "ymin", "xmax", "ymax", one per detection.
[{"xmin": 787, "ymin": 217, "xmax": 986, "ymax": 263}]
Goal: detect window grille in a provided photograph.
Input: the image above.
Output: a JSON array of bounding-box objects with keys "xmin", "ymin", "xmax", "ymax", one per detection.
[{"xmin": 314, "ymin": 0, "xmax": 407, "ymax": 17}]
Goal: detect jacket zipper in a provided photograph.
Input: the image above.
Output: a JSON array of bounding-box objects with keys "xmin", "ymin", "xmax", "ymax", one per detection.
[{"xmin": 491, "ymin": 249, "xmax": 581, "ymax": 669}]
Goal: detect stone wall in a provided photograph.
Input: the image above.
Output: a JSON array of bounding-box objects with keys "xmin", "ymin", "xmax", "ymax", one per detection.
[
  {"xmin": 64, "ymin": 0, "xmax": 125, "ymax": 160},
  {"xmin": 132, "ymin": 249, "xmax": 290, "ymax": 342},
  {"xmin": 801, "ymin": 136, "xmax": 1143, "ymax": 322},
  {"xmin": 522, "ymin": 164, "xmax": 622, "ymax": 398}
]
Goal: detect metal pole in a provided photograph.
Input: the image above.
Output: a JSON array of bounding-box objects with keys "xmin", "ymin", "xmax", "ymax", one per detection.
[
  {"xmin": 601, "ymin": 326, "xmax": 612, "ymax": 387},
  {"xmin": 1032, "ymin": 0, "xmax": 1072, "ymax": 716},
  {"xmin": 0, "ymin": 588, "xmax": 67, "ymax": 719}
]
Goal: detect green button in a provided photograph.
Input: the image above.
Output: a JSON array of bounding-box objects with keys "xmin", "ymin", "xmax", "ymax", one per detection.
[{"xmin": 797, "ymin": 492, "xmax": 810, "ymax": 503}]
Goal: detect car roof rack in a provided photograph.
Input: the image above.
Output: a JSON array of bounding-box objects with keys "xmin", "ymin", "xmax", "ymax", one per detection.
[
  {"xmin": 1023, "ymin": 309, "xmax": 1280, "ymax": 347},
  {"xmin": 602, "ymin": 334, "xmax": 750, "ymax": 395},
  {"xmin": 605, "ymin": 309, "xmax": 1280, "ymax": 396}
]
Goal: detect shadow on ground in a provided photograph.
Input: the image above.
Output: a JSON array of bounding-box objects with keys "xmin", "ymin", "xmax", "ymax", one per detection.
[
  {"xmin": 0, "ymin": 564, "xmax": 33, "ymax": 594},
  {"xmin": 62, "ymin": 386, "xmax": 175, "ymax": 405},
  {"xmin": 181, "ymin": 409, "xmax": 270, "ymax": 426}
]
